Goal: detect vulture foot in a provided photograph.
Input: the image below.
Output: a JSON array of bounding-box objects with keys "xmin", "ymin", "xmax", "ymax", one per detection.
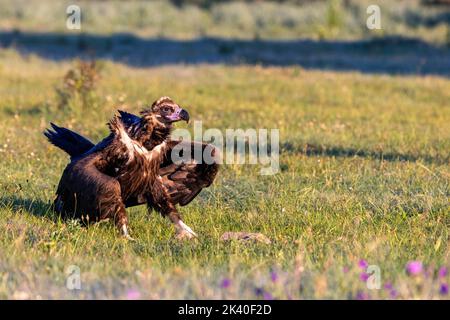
[
  {"xmin": 175, "ymin": 220, "xmax": 198, "ymax": 240},
  {"xmin": 121, "ymin": 225, "xmax": 136, "ymax": 241}
]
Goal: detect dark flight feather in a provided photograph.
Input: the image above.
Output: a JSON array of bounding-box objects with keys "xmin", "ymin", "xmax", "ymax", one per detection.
[
  {"xmin": 44, "ymin": 123, "xmax": 94, "ymax": 158},
  {"xmin": 118, "ymin": 110, "xmax": 140, "ymax": 129}
]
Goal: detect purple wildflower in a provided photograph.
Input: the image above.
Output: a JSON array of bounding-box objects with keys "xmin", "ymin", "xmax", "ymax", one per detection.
[
  {"xmin": 270, "ymin": 271, "xmax": 278, "ymax": 283},
  {"xmin": 263, "ymin": 292, "xmax": 274, "ymax": 300},
  {"xmin": 383, "ymin": 282, "xmax": 397, "ymax": 298},
  {"xmin": 360, "ymin": 272, "xmax": 370, "ymax": 282},
  {"xmin": 406, "ymin": 261, "xmax": 423, "ymax": 276},
  {"xmin": 221, "ymin": 278, "xmax": 231, "ymax": 289},
  {"xmin": 358, "ymin": 259, "xmax": 369, "ymax": 269},
  {"xmin": 126, "ymin": 289, "xmax": 141, "ymax": 300},
  {"xmin": 389, "ymin": 289, "xmax": 398, "ymax": 299},
  {"xmin": 355, "ymin": 291, "xmax": 369, "ymax": 300},
  {"xmin": 438, "ymin": 267, "xmax": 448, "ymax": 278},
  {"xmin": 383, "ymin": 282, "xmax": 393, "ymax": 290},
  {"xmin": 342, "ymin": 266, "xmax": 349, "ymax": 273},
  {"xmin": 439, "ymin": 284, "xmax": 448, "ymax": 296}
]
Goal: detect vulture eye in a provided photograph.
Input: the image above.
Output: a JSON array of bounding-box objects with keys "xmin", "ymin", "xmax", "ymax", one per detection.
[{"xmin": 162, "ymin": 106, "xmax": 171, "ymax": 113}]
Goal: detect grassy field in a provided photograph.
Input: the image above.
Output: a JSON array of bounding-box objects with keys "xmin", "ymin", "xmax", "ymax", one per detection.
[{"xmin": 0, "ymin": 49, "xmax": 448, "ymax": 299}]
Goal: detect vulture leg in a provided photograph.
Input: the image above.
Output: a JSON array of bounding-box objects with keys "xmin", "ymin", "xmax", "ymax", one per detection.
[
  {"xmin": 113, "ymin": 201, "xmax": 134, "ymax": 241},
  {"xmin": 98, "ymin": 189, "xmax": 133, "ymax": 240},
  {"xmin": 146, "ymin": 179, "xmax": 197, "ymax": 240}
]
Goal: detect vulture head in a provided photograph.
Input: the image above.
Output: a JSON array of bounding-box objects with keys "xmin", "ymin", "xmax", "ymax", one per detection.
[
  {"xmin": 130, "ymin": 96, "xmax": 189, "ymax": 149},
  {"xmin": 141, "ymin": 96, "xmax": 189, "ymax": 125}
]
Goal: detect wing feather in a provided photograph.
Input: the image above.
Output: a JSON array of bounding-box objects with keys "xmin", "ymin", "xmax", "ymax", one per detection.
[
  {"xmin": 118, "ymin": 110, "xmax": 140, "ymax": 129},
  {"xmin": 159, "ymin": 140, "xmax": 219, "ymax": 206}
]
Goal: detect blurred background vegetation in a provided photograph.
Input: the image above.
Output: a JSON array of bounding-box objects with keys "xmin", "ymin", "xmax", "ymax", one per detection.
[{"xmin": 0, "ymin": 0, "xmax": 449, "ymax": 43}]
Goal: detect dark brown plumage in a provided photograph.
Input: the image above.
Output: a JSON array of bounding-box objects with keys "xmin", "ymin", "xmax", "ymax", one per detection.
[{"xmin": 46, "ymin": 97, "xmax": 219, "ymax": 240}]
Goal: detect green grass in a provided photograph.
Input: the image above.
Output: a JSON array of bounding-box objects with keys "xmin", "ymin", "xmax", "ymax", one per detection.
[{"xmin": 0, "ymin": 50, "xmax": 449, "ymax": 299}]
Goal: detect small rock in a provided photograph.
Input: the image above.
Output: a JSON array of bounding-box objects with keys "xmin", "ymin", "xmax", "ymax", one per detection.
[{"xmin": 220, "ymin": 232, "xmax": 271, "ymax": 244}]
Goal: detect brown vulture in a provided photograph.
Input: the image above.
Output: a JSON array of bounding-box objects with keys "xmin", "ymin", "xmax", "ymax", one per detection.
[{"xmin": 44, "ymin": 97, "xmax": 219, "ymax": 240}]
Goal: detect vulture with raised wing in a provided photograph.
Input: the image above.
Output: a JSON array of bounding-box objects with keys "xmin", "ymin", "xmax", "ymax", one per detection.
[{"xmin": 44, "ymin": 97, "xmax": 219, "ymax": 240}]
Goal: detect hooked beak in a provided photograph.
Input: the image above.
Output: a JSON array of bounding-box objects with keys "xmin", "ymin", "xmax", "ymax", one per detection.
[
  {"xmin": 179, "ymin": 109, "xmax": 190, "ymax": 123},
  {"xmin": 168, "ymin": 106, "xmax": 190, "ymax": 123}
]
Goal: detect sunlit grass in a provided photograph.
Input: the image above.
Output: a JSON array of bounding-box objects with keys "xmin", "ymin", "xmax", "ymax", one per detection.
[{"xmin": 0, "ymin": 51, "xmax": 449, "ymax": 299}]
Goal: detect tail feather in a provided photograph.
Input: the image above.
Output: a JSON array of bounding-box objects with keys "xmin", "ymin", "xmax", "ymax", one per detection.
[{"xmin": 44, "ymin": 123, "xmax": 94, "ymax": 157}]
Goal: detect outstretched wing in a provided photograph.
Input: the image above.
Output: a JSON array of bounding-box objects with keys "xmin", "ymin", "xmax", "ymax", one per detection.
[
  {"xmin": 44, "ymin": 123, "xmax": 95, "ymax": 158},
  {"xmin": 44, "ymin": 111, "xmax": 141, "ymax": 159},
  {"xmin": 159, "ymin": 140, "xmax": 220, "ymax": 206}
]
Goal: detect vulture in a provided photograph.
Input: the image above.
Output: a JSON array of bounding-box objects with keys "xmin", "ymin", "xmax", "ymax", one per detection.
[{"xmin": 44, "ymin": 97, "xmax": 219, "ymax": 240}]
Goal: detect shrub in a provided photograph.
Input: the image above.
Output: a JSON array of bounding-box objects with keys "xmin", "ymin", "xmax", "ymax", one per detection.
[{"xmin": 56, "ymin": 60, "xmax": 102, "ymax": 112}]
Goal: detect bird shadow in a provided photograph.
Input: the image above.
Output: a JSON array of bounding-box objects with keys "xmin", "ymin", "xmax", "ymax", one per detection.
[{"xmin": 0, "ymin": 195, "xmax": 60, "ymax": 222}]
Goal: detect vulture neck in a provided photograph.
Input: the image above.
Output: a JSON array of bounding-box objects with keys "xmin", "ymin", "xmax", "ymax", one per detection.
[{"xmin": 132, "ymin": 116, "xmax": 172, "ymax": 150}]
